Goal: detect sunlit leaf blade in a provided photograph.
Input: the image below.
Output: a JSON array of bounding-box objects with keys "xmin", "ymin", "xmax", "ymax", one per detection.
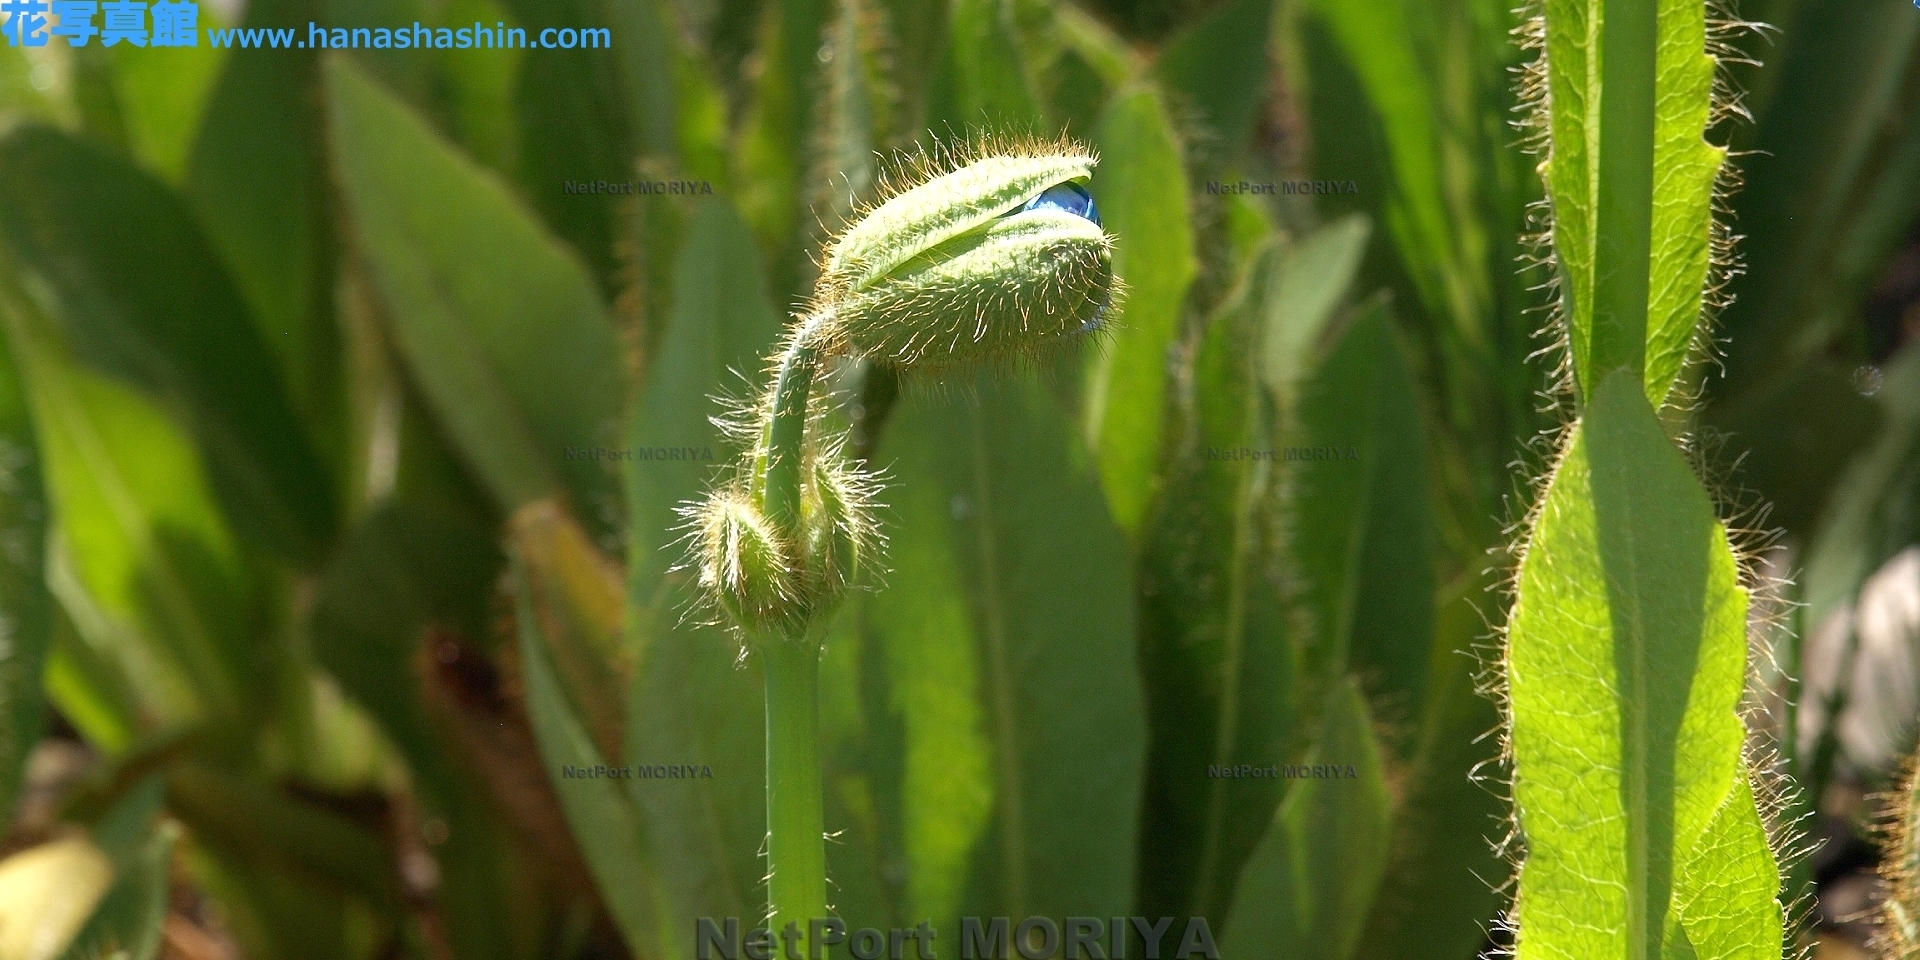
[
  {"xmin": 1286, "ymin": 301, "xmax": 1434, "ymax": 722},
  {"xmin": 1155, "ymin": 0, "xmax": 1273, "ymax": 166},
  {"xmin": 1305, "ymin": 0, "xmax": 1490, "ymax": 347},
  {"xmin": 326, "ymin": 58, "xmax": 625, "ymax": 525},
  {"xmin": 0, "ymin": 284, "xmax": 257, "ymax": 727},
  {"xmin": 1220, "ymin": 679, "xmax": 1390, "ymax": 960},
  {"xmin": 1541, "ymin": 0, "xmax": 1722, "ymax": 405},
  {"xmin": 0, "ymin": 126, "xmax": 337, "ymax": 568},
  {"xmin": 103, "ymin": 13, "xmax": 228, "ymax": 184},
  {"xmin": 511, "ymin": 551, "xmax": 664, "ymax": 956},
  {"xmin": 1506, "ymin": 370, "xmax": 1781, "ymax": 960},
  {"xmin": 1136, "ymin": 243, "xmax": 1294, "ymax": 921},
  {"xmin": 871, "ymin": 371, "xmax": 1143, "ymax": 923},
  {"xmin": 623, "ymin": 198, "xmax": 780, "ymax": 947},
  {"xmin": 0, "ymin": 320, "xmax": 47, "ymax": 822},
  {"xmin": 1084, "ymin": 87, "xmax": 1196, "ymax": 538}
]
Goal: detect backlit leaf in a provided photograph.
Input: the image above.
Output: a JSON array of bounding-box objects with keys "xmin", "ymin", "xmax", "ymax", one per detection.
[
  {"xmin": 1505, "ymin": 370, "xmax": 1782, "ymax": 960},
  {"xmin": 1084, "ymin": 86, "xmax": 1195, "ymax": 538}
]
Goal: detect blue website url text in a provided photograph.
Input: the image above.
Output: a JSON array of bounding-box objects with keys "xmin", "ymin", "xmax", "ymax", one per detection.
[{"xmin": 2, "ymin": 3, "xmax": 610, "ymax": 49}]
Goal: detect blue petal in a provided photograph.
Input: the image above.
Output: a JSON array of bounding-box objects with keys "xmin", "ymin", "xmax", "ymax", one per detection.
[{"xmin": 1021, "ymin": 181, "xmax": 1101, "ymax": 226}]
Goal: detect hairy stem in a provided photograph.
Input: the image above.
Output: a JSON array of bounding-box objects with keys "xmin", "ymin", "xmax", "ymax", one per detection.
[
  {"xmin": 764, "ymin": 635, "xmax": 827, "ymax": 953},
  {"xmin": 755, "ymin": 312, "xmax": 831, "ymax": 953},
  {"xmin": 756, "ymin": 314, "xmax": 830, "ymax": 539}
]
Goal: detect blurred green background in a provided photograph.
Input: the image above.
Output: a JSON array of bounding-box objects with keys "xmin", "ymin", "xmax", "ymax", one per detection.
[{"xmin": 1, "ymin": 0, "xmax": 1919, "ymax": 957}]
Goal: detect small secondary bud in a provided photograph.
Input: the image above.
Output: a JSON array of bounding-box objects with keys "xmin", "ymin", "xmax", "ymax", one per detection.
[
  {"xmin": 798, "ymin": 457, "xmax": 867, "ymax": 616},
  {"xmin": 695, "ymin": 491, "xmax": 803, "ymax": 637},
  {"xmin": 813, "ymin": 145, "xmax": 1118, "ymax": 369}
]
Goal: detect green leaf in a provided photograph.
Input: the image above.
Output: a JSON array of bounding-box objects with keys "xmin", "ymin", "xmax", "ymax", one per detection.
[
  {"xmin": 0, "ymin": 275, "xmax": 258, "ymax": 728},
  {"xmin": 1135, "ymin": 242, "xmax": 1296, "ymax": 921},
  {"xmin": 512, "ymin": 40, "xmax": 635, "ymax": 292},
  {"xmin": 0, "ymin": 312, "xmax": 48, "ymax": 821},
  {"xmin": 0, "ymin": 126, "xmax": 338, "ymax": 568},
  {"xmin": 1155, "ymin": 0, "xmax": 1274, "ymax": 166},
  {"xmin": 60, "ymin": 780, "xmax": 175, "ymax": 960},
  {"xmin": 1353, "ymin": 570, "xmax": 1506, "ymax": 960},
  {"xmin": 1285, "ymin": 301, "xmax": 1434, "ymax": 721},
  {"xmin": 186, "ymin": 19, "xmax": 342, "ymax": 474},
  {"xmin": 1305, "ymin": 0, "xmax": 1495, "ymax": 349},
  {"xmin": 326, "ymin": 58, "xmax": 626, "ymax": 526},
  {"xmin": 935, "ymin": 0, "xmax": 1042, "ymax": 127},
  {"xmin": 1220, "ymin": 679, "xmax": 1391, "ymax": 960},
  {"xmin": 1084, "ymin": 86, "xmax": 1196, "ymax": 538},
  {"xmin": 1260, "ymin": 214, "xmax": 1371, "ymax": 402},
  {"xmin": 1505, "ymin": 370, "xmax": 1782, "ymax": 960},
  {"xmin": 622, "ymin": 198, "xmax": 781, "ymax": 949},
  {"xmin": 1539, "ymin": 0, "xmax": 1722, "ymax": 406},
  {"xmin": 510, "ymin": 551, "xmax": 665, "ymax": 957},
  {"xmin": 104, "ymin": 18, "xmax": 230, "ymax": 184},
  {"xmin": 870, "ymin": 371, "xmax": 1143, "ymax": 923}
]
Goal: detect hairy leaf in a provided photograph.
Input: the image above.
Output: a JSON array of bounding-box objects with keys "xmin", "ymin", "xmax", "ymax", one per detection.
[
  {"xmin": 1506, "ymin": 370, "xmax": 1781, "ymax": 960},
  {"xmin": 1286, "ymin": 301, "xmax": 1434, "ymax": 723},
  {"xmin": 1540, "ymin": 0, "xmax": 1723, "ymax": 405},
  {"xmin": 1084, "ymin": 86, "xmax": 1196, "ymax": 538},
  {"xmin": 871, "ymin": 370, "xmax": 1143, "ymax": 924},
  {"xmin": 1136, "ymin": 242, "xmax": 1294, "ymax": 921}
]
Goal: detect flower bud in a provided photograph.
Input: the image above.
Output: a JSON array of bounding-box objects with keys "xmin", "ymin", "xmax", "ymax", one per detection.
[
  {"xmin": 814, "ymin": 147, "xmax": 1117, "ymax": 369},
  {"xmin": 695, "ymin": 490, "xmax": 803, "ymax": 637},
  {"xmin": 798, "ymin": 458, "xmax": 867, "ymax": 616}
]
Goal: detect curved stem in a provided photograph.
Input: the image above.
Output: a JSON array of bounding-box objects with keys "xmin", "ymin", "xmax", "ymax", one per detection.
[
  {"xmin": 754, "ymin": 311, "xmax": 832, "ymax": 955},
  {"xmin": 756, "ymin": 313, "xmax": 830, "ymax": 540}
]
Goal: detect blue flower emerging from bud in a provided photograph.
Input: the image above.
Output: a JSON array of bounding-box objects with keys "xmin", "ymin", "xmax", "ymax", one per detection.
[
  {"xmin": 1013, "ymin": 181, "xmax": 1108, "ymax": 331},
  {"xmin": 1020, "ymin": 181, "xmax": 1100, "ymax": 226}
]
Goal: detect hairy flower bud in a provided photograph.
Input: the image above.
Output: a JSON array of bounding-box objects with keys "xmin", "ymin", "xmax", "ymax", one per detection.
[
  {"xmin": 814, "ymin": 145, "xmax": 1117, "ymax": 368},
  {"xmin": 798, "ymin": 458, "xmax": 868, "ymax": 616},
  {"xmin": 695, "ymin": 491, "xmax": 803, "ymax": 637}
]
